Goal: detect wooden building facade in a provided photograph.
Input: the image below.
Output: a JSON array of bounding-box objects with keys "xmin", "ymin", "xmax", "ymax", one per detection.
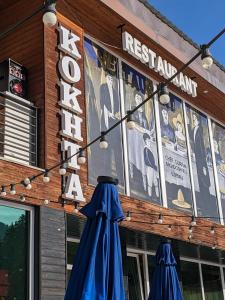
[{"xmin": 1, "ymin": 0, "xmax": 225, "ymax": 299}]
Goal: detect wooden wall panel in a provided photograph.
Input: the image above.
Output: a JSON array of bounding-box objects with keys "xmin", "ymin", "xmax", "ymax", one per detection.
[{"xmin": 39, "ymin": 206, "xmax": 66, "ymax": 300}]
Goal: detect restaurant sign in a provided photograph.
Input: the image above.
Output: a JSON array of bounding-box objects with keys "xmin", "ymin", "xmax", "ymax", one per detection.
[
  {"xmin": 57, "ymin": 24, "xmax": 85, "ymax": 202},
  {"xmin": 122, "ymin": 31, "xmax": 198, "ymax": 97}
]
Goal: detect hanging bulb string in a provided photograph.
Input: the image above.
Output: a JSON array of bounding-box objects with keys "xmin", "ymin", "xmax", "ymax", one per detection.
[
  {"xmin": 129, "ymin": 211, "xmax": 225, "ymax": 221},
  {"xmin": 129, "ymin": 220, "xmax": 222, "ymax": 229}
]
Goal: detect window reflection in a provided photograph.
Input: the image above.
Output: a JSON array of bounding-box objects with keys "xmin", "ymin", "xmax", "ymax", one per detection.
[{"xmin": 0, "ymin": 205, "xmax": 29, "ymax": 300}]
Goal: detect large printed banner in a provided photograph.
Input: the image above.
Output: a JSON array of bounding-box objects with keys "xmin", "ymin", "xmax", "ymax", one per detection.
[
  {"xmin": 122, "ymin": 63, "xmax": 161, "ymax": 204},
  {"xmin": 159, "ymin": 94, "xmax": 193, "ymax": 212},
  {"xmin": 84, "ymin": 38, "xmax": 125, "ymax": 191},
  {"xmin": 212, "ymin": 121, "xmax": 225, "ymax": 217},
  {"xmin": 186, "ymin": 105, "xmax": 218, "ymax": 218}
]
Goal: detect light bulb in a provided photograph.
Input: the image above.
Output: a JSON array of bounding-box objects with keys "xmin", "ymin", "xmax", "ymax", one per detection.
[
  {"xmin": 20, "ymin": 195, "xmax": 25, "ymax": 202},
  {"xmin": 168, "ymin": 225, "xmax": 172, "ymax": 231},
  {"xmin": 10, "ymin": 184, "xmax": 16, "ymax": 195},
  {"xmin": 25, "ymin": 183, "xmax": 32, "ymax": 190},
  {"xmin": 24, "ymin": 177, "xmax": 30, "ymax": 185},
  {"xmin": 159, "ymin": 84, "xmax": 170, "ymax": 105},
  {"xmin": 43, "ymin": 172, "xmax": 50, "ymax": 183},
  {"xmin": 99, "ymin": 133, "xmax": 108, "ymax": 149},
  {"xmin": 210, "ymin": 226, "xmax": 215, "ymax": 235},
  {"xmin": 78, "ymin": 150, "xmax": 86, "ymax": 164},
  {"xmin": 44, "ymin": 199, "xmax": 50, "ymax": 205},
  {"xmin": 42, "ymin": 1, "xmax": 57, "ymax": 27},
  {"xmin": 158, "ymin": 214, "xmax": 163, "ymax": 224},
  {"xmin": 201, "ymin": 47, "xmax": 213, "ymax": 70},
  {"xmin": 126, "ymin": 211, "xmax": 132, "ymax": 221},
  {"xmin": 191, "ymin": 216, "xmax": 196, "ymax": 226},
  {"xmin": 42, "ymin": 12, "xmax": 57, "ymax": 27},
  {"xmin": 59, "ymin": 165, "xmax": 67, "ymax": 176},
  {"xmin": 0, "ymin": 186, "xmax": 6, "ymax": 196}
]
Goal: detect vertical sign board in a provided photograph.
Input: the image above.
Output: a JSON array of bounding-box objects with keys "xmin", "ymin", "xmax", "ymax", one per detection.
[{"xmin": 57, "ymin": 24, "xmax": 85, "ymax": 202}]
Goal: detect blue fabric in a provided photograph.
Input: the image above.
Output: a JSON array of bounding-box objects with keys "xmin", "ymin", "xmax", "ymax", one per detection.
[
  {"xmin": 149, "ymin": 242, "xmax": 183, "ymax": 300},
  {"xmin": 64, "ymin": 182, "xmax": 125, "ymax": 300}
]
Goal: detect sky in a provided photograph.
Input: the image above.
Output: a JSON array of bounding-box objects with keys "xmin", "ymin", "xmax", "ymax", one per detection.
[
  {"xmin": 0, "ymin": 205, "xmax": 25, "ymax": 225},
  {"xmin": 148, "ymin": 0, "xmax": 225, "ymax": 67}
]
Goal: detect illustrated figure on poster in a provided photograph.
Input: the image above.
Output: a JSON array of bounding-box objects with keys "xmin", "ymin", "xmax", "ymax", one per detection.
[
  {"xmin": 160, "ymin": 108, "xmax": 175, "ymax": 148},
  {"xmin": 189, "ymin": 113, "xmax": 210, "ymax": 195},
  {"xmin": 213, "ymin": 139, "xmax": 225, "ymax": 178},
  {"xmin": 132, "ymin": 91, "xmax": 149, "ymax": 132},
  {"xmin": 143, "ymin": 133, "xmax": 159, "ymax": 197},
  {"xmin": 172, "ymin": 113, "xmax": 186, "ymax": 153},
  {"xmin": 128, "ymin": 90, "xmax": 154, "ymax": 191},
  {"xmin": 100, "ymin": 72, "xmax": 123, "ymax": 180}
]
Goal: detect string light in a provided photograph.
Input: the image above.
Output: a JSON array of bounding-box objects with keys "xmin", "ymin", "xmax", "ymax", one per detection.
[
  {"xmin": 24, "ymin": 177, "xmax": 31, "ymax": 185},
  {"xmin": 126, "ymin": 211, "xmax": 132, "ymax": 221},
  {"xmin": 201, "ymin": 45, "xmax": 213, "ymax": 70},
  {"xmin": 77, "ymin": 149, "xmax": 86, "ymax": 165},
  {"xmin": 44, "ymin": 199, "xmax": 50, "ymax": 205},
  {"xmin": 20, "ymin": 195, "xmax": 25, "ymax": 202},
  {"xmin": 73, "ymin": 202, "xmax": 79, "ymax": 213},
  {"xmin": 24, "ymin": 183, "xmax": 32, "ymax": 190},
  {"xmin": 0, "ymin": 186, "xmax": 6, "ymax": 196},
  {"xmin": 59, "ymin": 164, "xmax": 67, "ymax": 176},
  {"xmin": 168, "ymin": 225, "xmax": 172, "ymax": 231},
  {"xmin": 210, "ymin": 226, "xmax": 215, "ymax": 235},
  {"xmin": 99, "ymin": 132, "xmax": 108, "ymax": 149},
  {"xmin": 158, "ymin": 214, "xmax": 163, "ymax": 224},
  {"xmin": 43, "ymin": 171, "xmax": 50, "ymax": 183},
  {"xmin": 126, "ymin": 111, "xmax": 136, "ymax": 129},
  {"xmin": 212, "ymin": 243, "xmax": 217, "ymax": 250},
  {"xmin": 10, "ymin": 184, "xmax": 16, "ymax": 195},
  {"xmin": 159, "ymin": 83, "xmax": 170, "ymax": 105},
  {"xmin": 189, "ymin": 226, "xmax": 193, "ymax": 234},
  {"xmin": 42, "ymin": 0, "xmax": 57, "ymax": 27},
  {"xmin": 191, "ymin": 216, "xmax": 197, "ymax": 226},
  {"xmin": 188, "ymin": 234, "xmax": 192, "ymax": 240}
]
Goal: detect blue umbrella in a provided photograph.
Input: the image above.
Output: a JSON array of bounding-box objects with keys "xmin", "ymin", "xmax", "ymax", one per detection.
[
  {"xmin": 65, "ymin": 176, "xmax": 126, "ymax": 300},
  {"xmin": 148, "ymin": 241, "xmax": 183, "ymax": 300}
]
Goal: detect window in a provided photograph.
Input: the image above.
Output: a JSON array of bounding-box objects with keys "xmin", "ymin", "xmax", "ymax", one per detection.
[
  {"xmin": 186, "ymin": 105, "xmax": 218, "ymax": 218},
  {"xmin": 212, "ymin": 121, "xmax": 225, "ymax": 217},
  {"xmin": 0, "ymin": 94, "xmax": 37, "ymax": 166},
  {"xmin": 84, "ymin": 37, "xmax": 225, "ymax": 221},
  {"xmin": 84, "ymin": 38, "xmax": 125, "ymax": 191},
  {"xmin": 127, "ymin": 253, "xmax": 144, "ymax": 300},
  {"xmin": 122, "ymin": 63, "xmax": 161, "ymax": 204},
  {"xmin": 159, "ymin": 94, "xmax": 193, "ymax": 212},
  {"xmin": 180, "ymin": 261, "xmax": 202, "ymax": 300},
  {"xmin": 0, "ymin": 202, "xmax": 34, "ymax": 300},
  {"xmin": 201, "ymin": 264, "xmax": 224, "ymax": 300}
]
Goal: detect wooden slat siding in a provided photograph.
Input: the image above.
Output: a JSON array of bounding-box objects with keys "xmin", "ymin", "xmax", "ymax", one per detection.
[{"xmin": 40, "ymin": 206, "xmax": 66, "ymax": 300}]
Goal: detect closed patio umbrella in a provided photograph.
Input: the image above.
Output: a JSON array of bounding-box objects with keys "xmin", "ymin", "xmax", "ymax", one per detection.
[
  {"xmin": 64, "ymin": 176, "xmax": 125, "ymax": 300},
  {"xmin": 148, "ymin": 241, "xmax": 183, "ymax": 300}
]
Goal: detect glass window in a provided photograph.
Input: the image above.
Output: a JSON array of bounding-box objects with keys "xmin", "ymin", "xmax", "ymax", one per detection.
[
  {"xmin": 127, "ymin": 254, "xmax": 144, "ymax": 300},
  {"xmin": 159, "ymin": 94, "xmax": 193, "ymax": 212},
  {"xmin": 212, "ymin": 121, "xmax": 225, "ymax": 217},
  {"xmin": 0, "ymin": 204, "xmax": 29, "ymax": 299},
  {"xmin": 180, "ymin": 261, "xmax": 202, "ymax": 300},
  {"xmin": 84, "ymin": 38, "xmax": 125, "ymax": 191},
  {"xmin": 201, "ymin": 264, "xmax": 223, "ymax": 300},
  {"xmin": 122, "ymin": 63, "xmax": 161, "ymax": 204},
  {"xmin": 147, "ymin": 254, "xmax": 155, "ymax": 283},
  {"xmin": 186, "ymin": 105, "xmax": 218, "ymax": 218}
]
